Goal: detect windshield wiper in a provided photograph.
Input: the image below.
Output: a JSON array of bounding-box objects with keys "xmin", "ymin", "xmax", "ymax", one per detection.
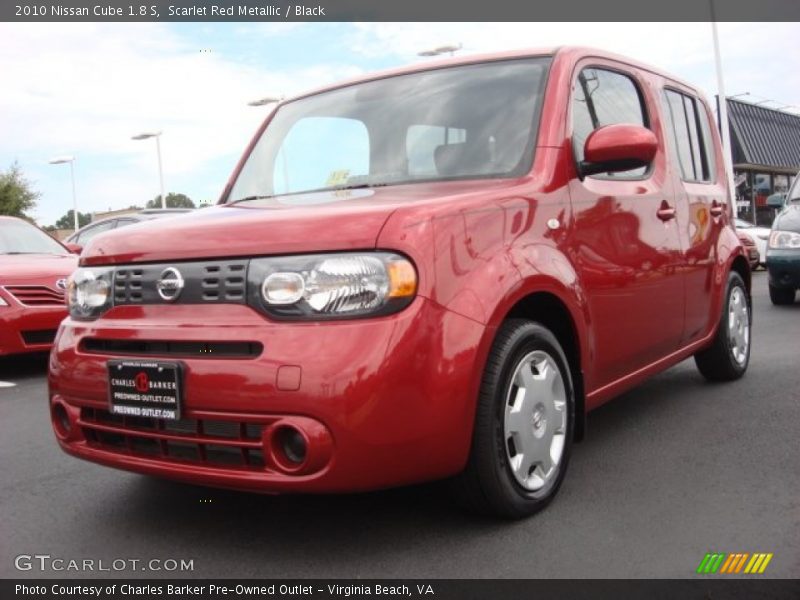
[
  {"xmin": 330, "ymin": 182, "xmax": 391, "ymax": 191},
  {"xmin": 229, "ymin": 183, "xmax": 392, "ymax": 205},
  {"xmin": 229, "ymin": 194, "xmax": 276, "ymax": 204}
]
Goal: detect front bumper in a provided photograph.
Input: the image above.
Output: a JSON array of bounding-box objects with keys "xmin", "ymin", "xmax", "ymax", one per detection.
[
  {"xmin": 48, "ymin": 298, "xmax": 486, "ymax": 493},
  {"xmin": 0, "ymin": 293, "xmax": 67, "ymax": 356},
  {"xmin": 766, "ymin": 249, "xmax": 800, "ymax": 290}
]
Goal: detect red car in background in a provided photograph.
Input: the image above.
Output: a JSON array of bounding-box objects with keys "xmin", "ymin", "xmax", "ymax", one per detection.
[
  {"xmin": 737, "ymin": 231, "xmax": 760, "ymax": 271},
  {"xmin": 0, "ymin": 216, "xmax": 77, "ymax": 356}
]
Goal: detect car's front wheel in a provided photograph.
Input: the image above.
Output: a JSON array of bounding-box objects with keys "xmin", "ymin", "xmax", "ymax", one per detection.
[
  {"xmin": 694, "ymin": 271, "xmax": 751, "ymax": 381},
  {"xmin": 768, "ymin": 284, "xmax": 795, "ymax": 306},
  {"xmin": 453, "ymin": 319, "xmax": 574, "ymax": 518}
]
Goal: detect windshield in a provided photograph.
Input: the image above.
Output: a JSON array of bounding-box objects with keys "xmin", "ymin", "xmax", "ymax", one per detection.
[
  {"xmin": 0, "ymin": 219, "xmax": 67, "ymax": 255},
  {"xmin": 788, "ymin": 174, "xmax": 800, "ymax": 204},
  {"xmin": 228, "ymin": 58, "xmax": 551, "ymax": 204}
]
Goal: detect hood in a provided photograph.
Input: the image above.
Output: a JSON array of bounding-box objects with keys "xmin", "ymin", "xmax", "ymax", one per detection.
[
  {"xmin": 773, "ymin": 205, "xmax": 800, "ymax": 234},
  {"xmin": 80, "ymin": 181, "xmax": 515, "ymax": 266},
  {"xmin": 0, "ymin": 253, "xmax": 78, "ymax": 284}
]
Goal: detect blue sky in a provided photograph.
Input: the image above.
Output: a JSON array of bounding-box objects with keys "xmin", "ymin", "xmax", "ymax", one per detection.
[{"xmin": 1, "ymin": 21, "xmax": 798, "ymax": 227}]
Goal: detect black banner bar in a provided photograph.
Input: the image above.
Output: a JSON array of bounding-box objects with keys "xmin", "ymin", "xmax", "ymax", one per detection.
[
  {"xmin": 4, "ymin": 579, "xmax": 800, "ymax": 600},
  {"xmin": 3, "ymin": 0, "xmax": 800, "ymax": 22}
]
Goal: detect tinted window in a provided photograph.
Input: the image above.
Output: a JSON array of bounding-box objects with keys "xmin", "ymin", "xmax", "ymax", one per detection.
[
  {"xmin": 572, "ymin": 68, "xmax": 647, "ymax": 177},
  {"xmin": 695, "ymin": 101, "xmax": 716, "ymax": 181},
  {"xmin": 663, "ymin": 90, "xmax": 714, "ymax": 182}
]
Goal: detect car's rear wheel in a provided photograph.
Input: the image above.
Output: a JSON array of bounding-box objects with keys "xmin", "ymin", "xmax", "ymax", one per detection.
[
  {"xmin": 452, "ymin": 319, "xmax": 574, "ymax": 518},
  {"xmin": 694, "ymin": 271, "xmax": 751, "ymax": 381},
  {"xmin": 768, "ymin": 284, "xmax": 795, "ymax": 306}
]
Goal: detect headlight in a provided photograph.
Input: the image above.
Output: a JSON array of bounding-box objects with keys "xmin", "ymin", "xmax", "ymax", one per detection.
[
  {"xmin": 249, "ymin": 252, "xmax": 417, "ymax": 319},
  {"xmin": 768, "ymin": 230, "xmax": 800, "ymax": 249},
  {"xmin": 67, "ymin": 267, "xmax": 113, "ymax": 320}
]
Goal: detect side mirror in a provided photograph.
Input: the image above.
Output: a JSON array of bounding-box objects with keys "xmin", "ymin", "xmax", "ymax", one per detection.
[
  {"xmin": 64, "ymin": 242, "xmax": 83, "ymax": 255},
  {"xmin": 766, "ymin": 193, "xmax": 786, "ymax": 208},
  {"xmin": 579, "ymin": 124, "xmax": 658, "ymax": 179}
]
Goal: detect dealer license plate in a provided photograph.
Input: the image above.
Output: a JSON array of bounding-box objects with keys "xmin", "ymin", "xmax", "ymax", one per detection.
[{"xmin": 107, "ymin": 360, "xmax": 182, "ymax": 420}]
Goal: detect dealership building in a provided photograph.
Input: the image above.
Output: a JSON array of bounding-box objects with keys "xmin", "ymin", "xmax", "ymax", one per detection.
[{"xmin": 724, "ymin": 98, "xmax": 800, "ymax": 226}]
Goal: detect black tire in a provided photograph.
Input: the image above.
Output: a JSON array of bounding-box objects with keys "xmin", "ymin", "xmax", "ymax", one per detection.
[
  {"xmin": 769, "ymin": 284, "xmax": 795, "ymax": 306},
  {"xmin": 694, "ymin": 271, "xmax": 751, "ymax": 381},
  {"xmin": 452, "ymin": 319, "xmax": 575, "ymax": 519}
]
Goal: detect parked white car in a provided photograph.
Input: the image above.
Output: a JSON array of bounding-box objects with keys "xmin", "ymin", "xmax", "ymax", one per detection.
[{"xmin": 735, "ymin": 218, "xmax": 770, "ymax": 268}]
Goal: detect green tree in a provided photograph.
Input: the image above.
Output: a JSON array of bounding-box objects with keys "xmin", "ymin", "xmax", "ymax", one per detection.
[
  {"xmin": 146, "ymin": 193, "xmax": 195, "ymax": 209},
  {"xmin": 54, "ymin": 210, "xmax": 92, "ymax": 229},
  {"xmin": 0, "ymin": 161, "xmax": 39, "ymax": 218}
]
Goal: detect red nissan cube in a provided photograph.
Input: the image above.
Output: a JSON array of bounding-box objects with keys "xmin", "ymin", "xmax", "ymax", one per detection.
[{"xmin": 49, "ymin": 47, "xmax": 751, "ymax": 517}]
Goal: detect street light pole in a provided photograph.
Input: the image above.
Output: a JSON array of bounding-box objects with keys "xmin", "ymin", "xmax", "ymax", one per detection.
[
  {"xmin": 48, "ymin": 156, "xmax": 79, "ymax": 232},
  {"xmin": 709, "ymin": 3, "xmax": 736, "ymax": 216},
  {"xmin": 132, "ymin": 131, "xmax": 166, "ymax": 209},
  {"xmin": 154, "ymin": 135, "xmax": 165, "ymax": 209}
]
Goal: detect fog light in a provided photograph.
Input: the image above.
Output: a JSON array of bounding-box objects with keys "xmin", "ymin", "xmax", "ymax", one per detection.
[
  {"xmin": 52, "ymin": 402, "xmax": 71, "ymax": 438},
  {"xmin": 278, "ymin": 427, "xmax": 307, "ymax": 465}
]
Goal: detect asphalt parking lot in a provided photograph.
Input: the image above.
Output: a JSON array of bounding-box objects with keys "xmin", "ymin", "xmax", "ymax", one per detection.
[{"xmin": 1, "ymin": 271, "xmax": 798, "ymax": 579}]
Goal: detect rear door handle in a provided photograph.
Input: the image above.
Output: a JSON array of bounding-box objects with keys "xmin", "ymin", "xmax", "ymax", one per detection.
[
  {"xmin": 657, "ymin": 202, "xmax": 676, "ymax": 221},
  {"xmin": 710, "ymin": 201, "xmax": 724, "ymax": 217}
]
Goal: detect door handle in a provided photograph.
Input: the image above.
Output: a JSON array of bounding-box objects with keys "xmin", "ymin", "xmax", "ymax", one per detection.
[
  {"xmin": 657, "ymin": 203, "xmax": 676, "ymax": 221},
  {"xmin": 710, "ymin": 201, "xmax": 724, "ymax": 217}
]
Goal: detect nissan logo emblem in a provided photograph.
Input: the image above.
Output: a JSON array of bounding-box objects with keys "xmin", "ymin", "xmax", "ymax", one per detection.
[
  {"xmin": 55, "ymin": 279, "xmax": 67, "ymax": 290},
  {"xmin": 156, "ymin": 267, "xmax": 184, "ymax": 302}
]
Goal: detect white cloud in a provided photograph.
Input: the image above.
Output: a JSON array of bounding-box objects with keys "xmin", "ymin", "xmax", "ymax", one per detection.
[{"xmin": 0, "ymin": 23, "xmax": 363, "ymax": 224}]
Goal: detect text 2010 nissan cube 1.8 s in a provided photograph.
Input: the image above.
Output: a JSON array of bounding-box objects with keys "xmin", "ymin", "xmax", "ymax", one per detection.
[{"xmin": 50, "ymin": 47, "xmax": 751, "ymax": 518}]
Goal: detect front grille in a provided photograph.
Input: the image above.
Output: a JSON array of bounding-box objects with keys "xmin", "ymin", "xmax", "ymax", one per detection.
[
  {"xmin": 80, "ymin": 407, "xmax": 266, "ymax": 470},
  {"xmin": 81, "ymin": 338, "xmax": 263, "ymax": 359},
  {"xmin": 113, "ymin": 268, "xmax": 144, "ymax": 303},
  {"xmin": 21, "ymin": 329, "xmax": 58, "ymax": 345},
  {"xmin": 5, "ymin": 285, "xmax": 65, "ymax": 306},
  {"xmin": 113, "ymin": 259, "xmax": 248, "ymax": 305}
]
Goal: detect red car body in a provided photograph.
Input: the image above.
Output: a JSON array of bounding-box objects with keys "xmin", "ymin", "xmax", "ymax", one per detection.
[
  {"xmin": 737, "ymin": 231, "xmax": 760, "ymax": 270},
  {"xmin": 0, "ymin": 217, "xmax": 77, "ymax": 356},
  {"xmin": 49, "ymin": 48, "xmax": 750, "ymax": 497}
]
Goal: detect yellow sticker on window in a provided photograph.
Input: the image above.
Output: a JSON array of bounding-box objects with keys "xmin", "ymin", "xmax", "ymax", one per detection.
[{"xmin": 326, "ymin": 169, "xmax": 350, "ymax": 186}]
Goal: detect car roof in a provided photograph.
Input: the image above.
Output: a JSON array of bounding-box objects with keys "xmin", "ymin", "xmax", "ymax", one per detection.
[{"xmin": 281, "ymin": 46, "xmax": 701, "ymax": 105}]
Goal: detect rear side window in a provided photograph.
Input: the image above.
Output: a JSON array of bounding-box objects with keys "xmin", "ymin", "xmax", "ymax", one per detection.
[
  {"xmin": 662, "ymin": 90, "xmax": 715, "ymax": 183},
  {"xmin": 572, "ymin": 67, "xmax": 648, "ymax": 178}
]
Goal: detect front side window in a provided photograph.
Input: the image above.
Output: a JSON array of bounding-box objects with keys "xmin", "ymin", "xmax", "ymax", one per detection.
[
  {"xmin": 229, "ymin": 58, "xmax": 551, "ymax": 205},
  {"xmin": 572, "ymin": 67, "xmax": 648, "ymax": 178}
]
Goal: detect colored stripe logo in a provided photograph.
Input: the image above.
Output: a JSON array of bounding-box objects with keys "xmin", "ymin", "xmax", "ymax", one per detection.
[{"xmin": 697, "ymin": 552, "xmax": 773, "ymax": 574}]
